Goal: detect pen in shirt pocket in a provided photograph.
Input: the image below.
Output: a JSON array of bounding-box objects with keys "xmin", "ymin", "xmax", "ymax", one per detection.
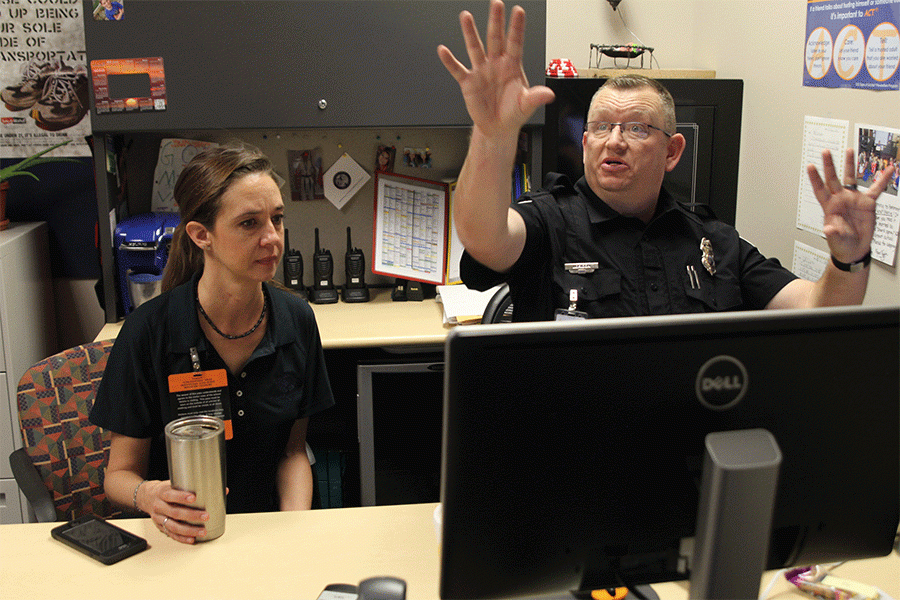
[{"xmin": 687, "ymin": 265, "xmax": 701, "ymax": 290}]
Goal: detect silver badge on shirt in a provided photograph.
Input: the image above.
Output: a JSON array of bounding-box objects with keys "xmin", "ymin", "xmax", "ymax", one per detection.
[{"xmin": 701, "ymin": 238, "xmax": 716, "ymax": 276}]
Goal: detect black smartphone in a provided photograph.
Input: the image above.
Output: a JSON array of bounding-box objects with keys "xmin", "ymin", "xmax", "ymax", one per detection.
[{"xmin": 51, "ymin": 515, "xmax": 148, "ymax": 565}]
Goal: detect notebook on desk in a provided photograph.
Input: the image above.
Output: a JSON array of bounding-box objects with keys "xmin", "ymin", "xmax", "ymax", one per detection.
[{"xmin": 436, "ymin": 284, "xmax": 502, "ymax": 325}]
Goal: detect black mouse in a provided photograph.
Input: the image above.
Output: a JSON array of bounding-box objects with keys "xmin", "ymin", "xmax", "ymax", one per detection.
[{"xmin": 357, "ymin": 576, "xmax": 406, "ymax": 600}]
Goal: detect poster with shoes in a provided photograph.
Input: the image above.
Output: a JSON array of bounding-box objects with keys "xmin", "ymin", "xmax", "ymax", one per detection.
[{"xmin": 0, "ymin": 0, "xmax": 92, "ymax": 157}]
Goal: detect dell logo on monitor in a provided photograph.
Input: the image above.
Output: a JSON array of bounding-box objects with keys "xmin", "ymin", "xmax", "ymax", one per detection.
[{"xmin": 695, "ymin": 355, "xmax": 748, "ymax": 410}]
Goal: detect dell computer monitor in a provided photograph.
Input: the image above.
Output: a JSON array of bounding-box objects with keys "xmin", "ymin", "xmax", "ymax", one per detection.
[{"xmin": 439, "ymin": 306, "xmax": 899, "ymax": 599}]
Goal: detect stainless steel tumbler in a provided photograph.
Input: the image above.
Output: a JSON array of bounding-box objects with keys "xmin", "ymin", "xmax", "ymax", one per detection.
[{"xmin": 164, "ymin": 415, "xmax": 227, "ymax": 541}]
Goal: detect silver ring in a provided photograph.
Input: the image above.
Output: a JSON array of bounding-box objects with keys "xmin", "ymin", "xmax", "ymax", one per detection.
[
  {"xmin": 844, "ymin": 183, "xmax": 857, "ymax": 191},
  {"xmin": 162, "ymin": 516, "xmax": 169, "ymax": 530}
]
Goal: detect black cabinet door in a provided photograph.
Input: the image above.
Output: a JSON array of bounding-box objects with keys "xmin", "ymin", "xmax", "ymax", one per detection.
[{"xmin": 83, "ymin": 0, "xmax": 546, "ymax": 132}]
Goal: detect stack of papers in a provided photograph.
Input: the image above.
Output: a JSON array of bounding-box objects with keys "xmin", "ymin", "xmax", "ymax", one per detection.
[{"xmin": 436, "ymin": 284, "xmax": 503, "ymax": 325}]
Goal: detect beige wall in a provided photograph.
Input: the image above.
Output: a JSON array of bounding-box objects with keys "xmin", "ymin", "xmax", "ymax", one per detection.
[{"xmin": 547, "ymin": 0, "xmax": 898, "ymax": 306}]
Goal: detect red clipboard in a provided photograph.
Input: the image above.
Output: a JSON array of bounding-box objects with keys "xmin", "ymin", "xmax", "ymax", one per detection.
[{"xmin": 371, "ymin": 172, "xmax": 451, "ymax": 285}]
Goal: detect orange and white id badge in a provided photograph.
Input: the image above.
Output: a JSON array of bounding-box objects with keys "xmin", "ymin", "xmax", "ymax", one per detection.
[{"xmin": 167, "ymin": 369, "xmax": 233, "ymax": 439}]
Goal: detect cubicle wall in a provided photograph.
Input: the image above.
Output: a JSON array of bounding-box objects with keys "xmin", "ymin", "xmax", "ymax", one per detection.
[{"xmin": 82, "ymin": 0, "xmax": 547, "ymax": 322}]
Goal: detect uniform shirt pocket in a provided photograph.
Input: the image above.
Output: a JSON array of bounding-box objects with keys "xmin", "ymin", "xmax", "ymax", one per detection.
[
  {"xmin": 553, "ymin": 268, "xmax": 625, "ymax": 318},
  {"xmin": 684, "ymin": 269, "xmax": 743, "ymax": 312},
  {"xmin": 554, "ymin": 268, "xmax": 621, "ymax": 301}
]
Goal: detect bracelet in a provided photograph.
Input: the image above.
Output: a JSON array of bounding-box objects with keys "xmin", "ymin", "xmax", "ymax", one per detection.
[
  {"xmin": 133, "ymin": 479, "xmax": 147, "ymax": 511},
  {"xmin": 831, "ymin": 251, "xmax": 871, "ymax": 273}
]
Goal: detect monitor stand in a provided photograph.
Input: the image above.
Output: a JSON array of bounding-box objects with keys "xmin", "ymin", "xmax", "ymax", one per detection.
[
  {"xmin": 689, "ymin": 429, "xmax": 782, "ymax": 600},
  {"xmin": 539, "ymin": 429, "xmax": 781, "ymax": 600},
  {"xmin": 573, "ymin": 585, "xmax": 659, "ymax": 600},
  {"xmin": 538, "ymin": 585, "xmax": 659, "ymax": 600}
]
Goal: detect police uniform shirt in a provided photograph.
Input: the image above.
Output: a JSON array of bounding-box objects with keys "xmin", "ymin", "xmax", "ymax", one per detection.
[
  {"xmin": 461, "ymin": 175, "xmax": 798, "ymax": 322},
  {"xmin": 90, "ymin": 273, "xmax": 335, "ymax": 513}
]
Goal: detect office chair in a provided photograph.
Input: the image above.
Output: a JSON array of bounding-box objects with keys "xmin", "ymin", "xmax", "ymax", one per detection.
[
  {"xmin": 9, "ymin": 340, "xmax": 121, "ymax": 522},
  {"xmin": 481, "ymin": 283, "xmax": 514, "ymax": 324}
]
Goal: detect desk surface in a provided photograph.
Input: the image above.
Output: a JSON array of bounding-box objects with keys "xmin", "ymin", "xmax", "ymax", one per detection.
[
  {"xmin": 95, "ymin": 287, "xmax": 451, "ymax": 349},
  {"xmin": 1, "ymin": 503, "xmax": 897, "ymax": 600}
]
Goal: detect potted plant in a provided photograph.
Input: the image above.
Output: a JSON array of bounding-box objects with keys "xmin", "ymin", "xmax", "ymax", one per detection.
[{"xmin": 1, "ymin": 140, "xmax": 81, "ymax": 231}]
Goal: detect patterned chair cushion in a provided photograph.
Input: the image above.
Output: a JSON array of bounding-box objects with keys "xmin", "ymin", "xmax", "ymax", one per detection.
[{"xmin": 16, "ymin": 340, "xmax": 120, "ymax": 520}]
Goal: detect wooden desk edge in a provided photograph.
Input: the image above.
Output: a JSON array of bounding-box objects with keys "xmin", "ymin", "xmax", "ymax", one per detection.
[
  {"xmin": 93, "ymin": 288, "xmax": 452, "ymax": 349},
  {"xmin": 2, "ymin": 503, "xmax": 898, "ymax": 600}
]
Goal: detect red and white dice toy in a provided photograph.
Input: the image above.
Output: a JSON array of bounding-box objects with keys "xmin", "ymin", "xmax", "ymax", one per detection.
[{"xmin": 546, "ymin": 58, "xmax": 578, "ymax": 78}]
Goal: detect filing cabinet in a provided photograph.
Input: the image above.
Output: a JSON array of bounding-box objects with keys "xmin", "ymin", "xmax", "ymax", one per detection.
[{"xmin": 0, "ymin": 222, "xmax": 58, "ymax": 523}]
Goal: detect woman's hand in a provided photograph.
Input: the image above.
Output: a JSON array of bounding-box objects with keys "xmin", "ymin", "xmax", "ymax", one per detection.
[
  {"xmin": 106, "ymin": 434, "xmax": 209, "ymax": 544},
  {"xmin": 138, "ymin": 479, "xmax": 210, "ymax": 545}
]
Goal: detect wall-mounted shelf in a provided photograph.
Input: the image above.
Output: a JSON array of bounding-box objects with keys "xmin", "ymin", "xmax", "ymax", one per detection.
[{"xmin": 576, "ymin": 68, "xmax": 716, "ymax": 79}]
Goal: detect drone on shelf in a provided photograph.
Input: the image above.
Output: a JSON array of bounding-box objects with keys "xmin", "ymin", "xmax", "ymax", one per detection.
[
  {"xmin": 590, "ymin": 43, "xmax": 655, "ymax": 69},
  {"xmin": 593, "ymin": 0, "xmax": 658, "ymax": 69}
]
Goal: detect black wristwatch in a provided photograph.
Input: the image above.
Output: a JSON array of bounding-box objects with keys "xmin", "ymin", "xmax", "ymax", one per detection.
[{"xmin": 831, "ymin": 251, "xmax": 871, "ymax": 272}]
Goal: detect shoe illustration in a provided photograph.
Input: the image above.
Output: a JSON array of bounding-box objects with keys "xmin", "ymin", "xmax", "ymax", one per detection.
[
  {"xmin": 1, "ymin": 61, "xmax": 55, "ymax": 111},
  {"xmin": 31, "ymin": 63, "xmax": 89, "ymax": 131}
]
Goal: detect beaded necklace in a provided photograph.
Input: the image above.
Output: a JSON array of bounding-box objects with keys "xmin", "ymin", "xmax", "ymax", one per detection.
[{"xmin": 196, "ymin": 285, "xmax": 267, "ymax": 340}]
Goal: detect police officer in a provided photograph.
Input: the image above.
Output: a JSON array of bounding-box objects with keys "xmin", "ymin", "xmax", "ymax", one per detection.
[{"xmin": 438, "ymin": 0, "xmax": 895, "ymax": 321}]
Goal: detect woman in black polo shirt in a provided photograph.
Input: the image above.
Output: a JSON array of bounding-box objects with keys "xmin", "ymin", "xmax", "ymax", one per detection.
[{"xmin": 90, "ymin": 144, "xmax": 334, "ymax": 544}]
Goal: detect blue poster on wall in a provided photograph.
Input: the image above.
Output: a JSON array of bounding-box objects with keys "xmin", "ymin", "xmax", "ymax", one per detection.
[{"xmin": 804, "ymin": 0, "xmax": 899, "ymax": 90}]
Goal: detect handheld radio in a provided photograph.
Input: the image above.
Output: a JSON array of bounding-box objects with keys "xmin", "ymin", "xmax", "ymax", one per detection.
[
  {"xmin": 342, "ymin": 227, "xmax": 369, "ymax": 303},
  {"xmin": 310, "ymin": 228, "xmax": 338, "ymax": 304},
  {"xmin": 405, "ymin": 279, "xmax": 424, "ymax": 301},
  {"xmin": 282, "ymin": 228, "xmax": 305, "ymax": 297}
]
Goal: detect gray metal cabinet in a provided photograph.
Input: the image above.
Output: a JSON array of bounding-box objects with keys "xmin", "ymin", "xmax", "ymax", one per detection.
[{"xmin": 0, "ymin": 222, "xmax": 58, "ymax": 523}]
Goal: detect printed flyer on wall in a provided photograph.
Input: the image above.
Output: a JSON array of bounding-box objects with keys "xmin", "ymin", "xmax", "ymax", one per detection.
[
  {"xmin": 0, "ymin": 0, "xmax": 92, "ymax": 157},
  {"xmin": 804, "ymin": 0, "xmax": 900, "ymax": 90}
]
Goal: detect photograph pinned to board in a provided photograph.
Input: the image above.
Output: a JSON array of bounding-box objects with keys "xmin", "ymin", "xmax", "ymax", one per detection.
[
  {"xmin": 323, "ymin": 153, "xmax": 370, "ymax": 210},
  {"xmin": 402, "ymin": 147, "xmax": 432, "ymax": 168},
  {"xmin": 287, "ymin": 148, "xmax": 324, "ymax": 202},
  {"xmin": 375, "ymin": 145, "xmax": 396, "ymax": 173},
  {"xmin": 93, "ymin": 0, "xmax": 125, "ymax": 20},
  {"xmin": 855, "ymin": 123, "xmax": 900, "ymax": 266}
]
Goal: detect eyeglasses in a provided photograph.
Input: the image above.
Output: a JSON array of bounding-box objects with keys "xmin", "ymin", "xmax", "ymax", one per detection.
[{"xmin": 585, "ymin": 121, "xmax": 672, "ymax": 140}]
